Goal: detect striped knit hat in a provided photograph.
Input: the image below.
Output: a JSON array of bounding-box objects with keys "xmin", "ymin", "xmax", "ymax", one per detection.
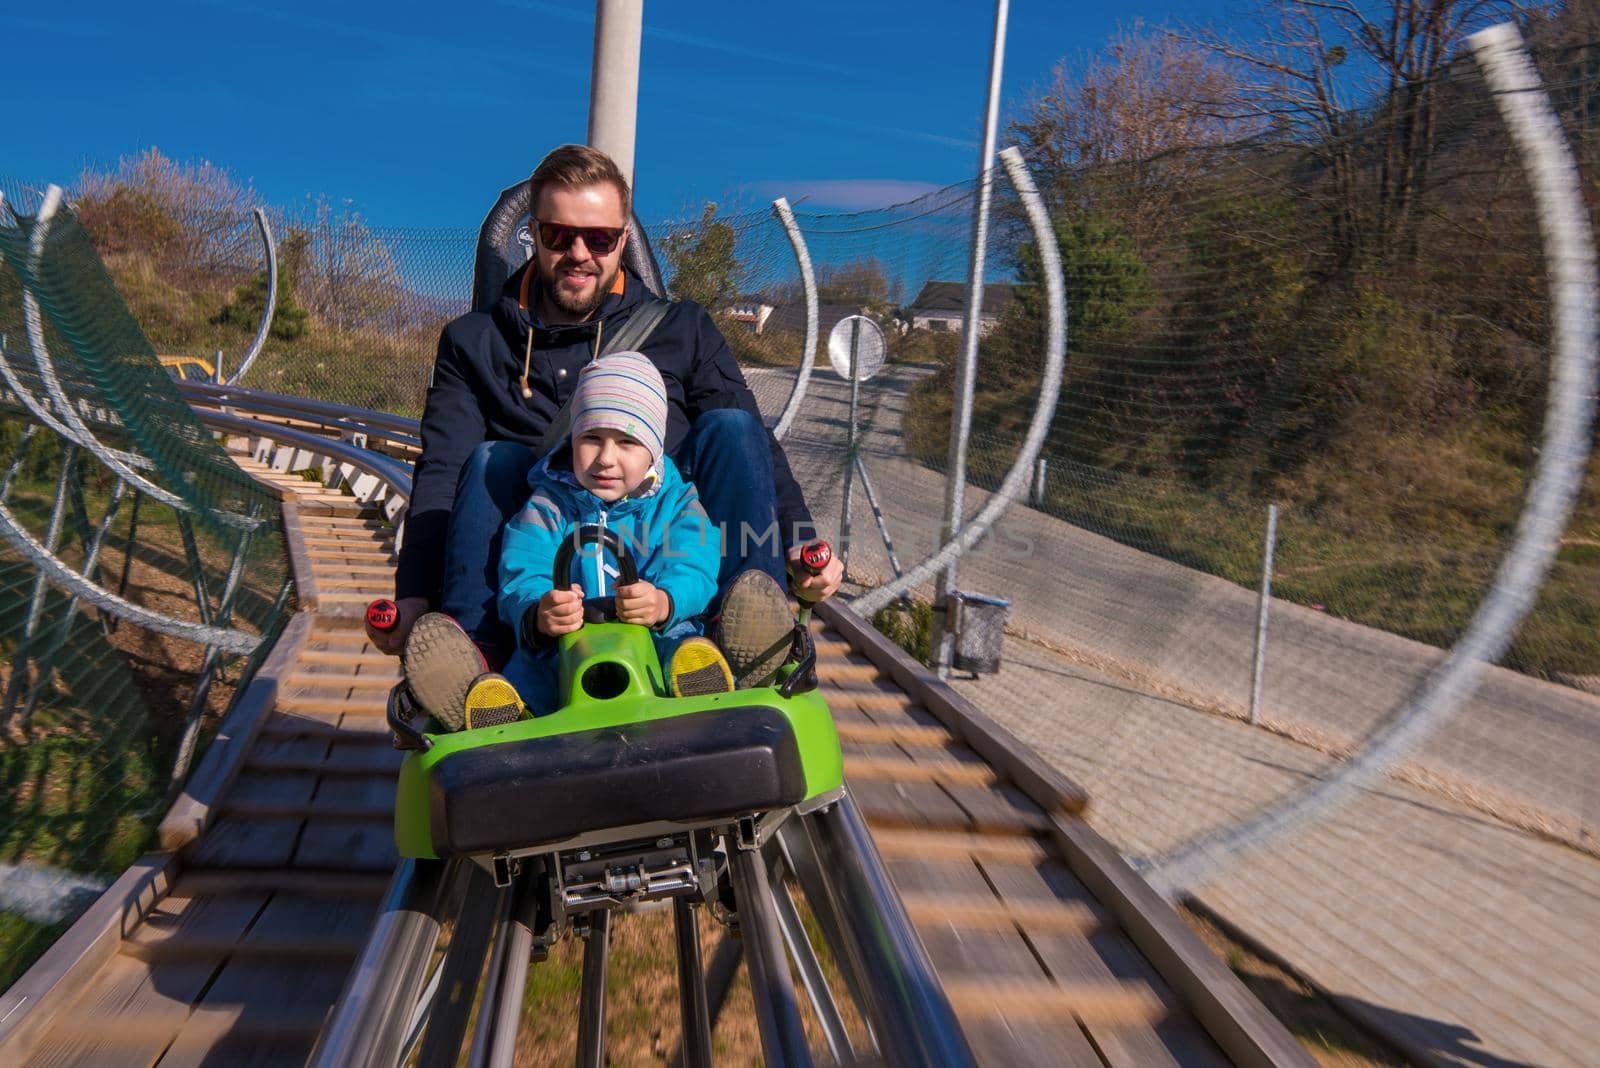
[{"xmin": 569, "ymin": 351, "xmax": 669, "ymax": 468}]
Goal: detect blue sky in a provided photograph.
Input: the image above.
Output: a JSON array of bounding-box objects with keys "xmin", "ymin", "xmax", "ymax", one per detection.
[{"xmin": 7, "ymin": 1, "xmax": 1239, "ymax": 230}]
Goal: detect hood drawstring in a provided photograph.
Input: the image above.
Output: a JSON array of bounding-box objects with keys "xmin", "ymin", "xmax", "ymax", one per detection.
[
  {"xmin": 519, "ymin": 310, "xmax": 604, "ymax": 401},
  {"xmin": 520, "ymin": 327, "xmax": 534, "ymax": 399}
]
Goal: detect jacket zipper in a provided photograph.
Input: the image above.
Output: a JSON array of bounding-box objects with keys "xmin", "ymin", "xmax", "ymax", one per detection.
[{"xmin": 595, "ymin": 508, "xmax": 609, "ymax": 598}]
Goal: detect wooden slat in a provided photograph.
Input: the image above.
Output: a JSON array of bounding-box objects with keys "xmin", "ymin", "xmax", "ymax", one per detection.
[
  {"xmin": 871, "ymin": 829, "xmax": 1047, "ymax": 863},
  {"xmin": 318, "ymin": 591, "xmax": 395, "ymax": 604},
  {"xmin": 221, "ymin": 801, "xmax": 391, "ymax": 822},
  {"xmin": 942, "ymin": 977, "xmax": 1166, "ymax": 1025},
  {"xmin": 258, "ymin": 718, "xmax": 390, "ymax": 741},
  {"xmin": 300, "ymin": 534, "xmax": 391, "ymax": 546},
  {"xmin": 900, "ymin": 893, "xmax": 1099, "ymax": 934},
  {"xmin": 310, "ymin": 578, "xmax": 391, "ymax": 592},
  {"xmin": 297, "ymin": 648, "xmax": 388, "ymax": 666},
  {"xmin": 285, "ymin": 672, "xmax": 397, "ymax": 690},
  {"xmin": 42, "ymin": 1010, "xmax": 326, "ymax": 1046},
  {"xmin": 122, "ymin": 934, "xmax": 365, "ymax": 963},
  {"xmin": 834, "ymin": 721, "xmax": 953, "ymax": 747},
  {"xmin": 310, "ymin": 563, "xmax": 396, "ymax": 576},
  {"xmin": 276, "ymin": 695, "xmax": 388, "ymax": 716},
  {"xmin": 170, "ymin": 871, "xmax": 390, "ymax": 899},
  {"xmin": 244, "ymin": 755, "xmax": 396, "ymax": 776},
  {"xmin": 305, "ymin": 628, "xmax": 376, "ymax": 644},
  {"xmin": 846, "ymin": 754, "xmax": 997, "ymax": 787},
  {"xmin": 817, "ymin": 662, "xmax": 881, "ymax": 683},
  {"xmin": 829, "ymin": 691, "xmax": 916, "ymax": 714}
]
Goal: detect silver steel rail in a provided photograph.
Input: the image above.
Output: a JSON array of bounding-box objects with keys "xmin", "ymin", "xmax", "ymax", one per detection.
[
  {"xmin": 195, "ymin": 409, "xmax": 413, "ymax": 534},
  {"xmin": 181, "ymin": 379, "xmax": 424, "ymax": 444},
  {"xmin": 789, "ymin": 793, "xmax": 979, "ymax": 1068},
  {"xmin": 308, "ymin": 859, "xmax": 462, "ymax": 1068}
]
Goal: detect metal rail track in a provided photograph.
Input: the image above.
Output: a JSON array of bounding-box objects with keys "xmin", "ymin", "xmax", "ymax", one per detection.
[{"xmin": 0, "ymin": 393, "xmax": 1312, "ymax": 1067}]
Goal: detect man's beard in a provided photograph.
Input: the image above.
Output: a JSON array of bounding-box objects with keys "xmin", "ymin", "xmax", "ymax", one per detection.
[{"xmin": 540, "ymin": 258, "xmax": 620, "ymax": 319}]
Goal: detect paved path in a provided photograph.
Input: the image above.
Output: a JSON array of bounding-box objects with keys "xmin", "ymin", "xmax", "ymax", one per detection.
[
  {"xmin": 746, "ymin": 361, "xmax": 1600, "ymax": 1066},
  {"xmin": 750, "ymin": 363, "xmax": 1600, "ymax": 850},
  {"xmin": 951, "ymin": 634, "xmax": 1600, "ymax": 1068}
]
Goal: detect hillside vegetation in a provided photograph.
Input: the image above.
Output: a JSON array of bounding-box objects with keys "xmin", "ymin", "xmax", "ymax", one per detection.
[{"xmin": 897, "ymin": 10, "xmax": 1600, "ymax": 679}]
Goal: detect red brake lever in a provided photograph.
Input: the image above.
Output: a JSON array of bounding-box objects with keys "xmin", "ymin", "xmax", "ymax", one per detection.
[{"xmin": 366, "ymin": 598, "xmax": 399, "ymax": 633}]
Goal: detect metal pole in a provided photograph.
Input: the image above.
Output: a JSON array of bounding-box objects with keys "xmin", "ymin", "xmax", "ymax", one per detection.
[
  {"xmin": 485, "ymin": 875, "xmax": 539, "ymax": 1068},
  {"xmin": 931, "ymin": 0, "xmax": 1010, "ymax": 677},
  {"xmin": 839, "ymin": 318, "xmax": 862, "ymax": 580},
  {"xmin": 673, "ymin": 898, "xmax": 713, "ymax": 1068},
  {"xmin": 417, "ymin": 868, "xmax": 503, "ymax": 1068},
  {"xmin": 1248, "ymin": 504, "xmax": 1279, "ymax": 726},
  {"xmin": 729, "ymin": 844, "xmax": 813, "ymax": 1067},
  {"xmin": 576, "ymin": 910, "xmax": 612, "ymax": 1068},
  {"xmin": 587, "ymin": 0, "xmax": 645, "ymax": 187},
  {"xmin": 769, "ymin": 861, "xmax": 856, "ymax": 1065},
  {"xmin": 1032, "ymin": 456, "xmax": 1048, "ymax": 507},
  {"xmin": 854, "ymin": 455, "xmax": 903, "ymax": 580}
]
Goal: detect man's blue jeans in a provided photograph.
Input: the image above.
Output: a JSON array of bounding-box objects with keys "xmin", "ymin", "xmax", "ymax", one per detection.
[{"xmin": 438, "ymin": 408, "xmax": 788, "ymax": 663}]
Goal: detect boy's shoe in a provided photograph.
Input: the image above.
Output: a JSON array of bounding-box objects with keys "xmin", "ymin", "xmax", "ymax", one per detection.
[
  {"xmin": 669, "ymin": 637, "xmax": 735, "ymax": 697},
  {"xmin": 718, "ymin": 570, "xmax": 795, "ymax": 690},
  {"xmin": 463, "ymin": 673, "xmax": 529, "ymax": 730},
  {"xmin": 401, "ymin": 613, "xmax": 487, "ymax": 732}
]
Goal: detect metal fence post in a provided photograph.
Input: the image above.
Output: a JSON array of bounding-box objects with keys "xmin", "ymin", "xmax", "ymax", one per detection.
[
  {"xmin": 1032, "ymin": 456, "xmax": 1048, "ymax": 507},
  {"xmin": 1248, "ymin": 504, "xmax": 1279, "ymax": 726},
  {"xmin": 931, "ymin": 0, "xmax": 1011, "ymax": 678},
  {"xmin": 838, "ymin": 319, "xmax": 863, "ymax": 580}
]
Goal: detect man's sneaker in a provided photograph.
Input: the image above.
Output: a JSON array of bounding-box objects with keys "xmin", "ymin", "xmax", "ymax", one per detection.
[
  {"xmin": 718, "ymin": 571, "xmax": 795, "ymax": 689},
  {"xmin": 669, "ymin": 637, "xmax": 735, "ymax": 697},
  {"xmin": 401, "ymin": 613, "xmax": 487, "ymax": 732},
  {"xmin": 463, "ymin": 673, "xmax": 529, "ymax": 729}
]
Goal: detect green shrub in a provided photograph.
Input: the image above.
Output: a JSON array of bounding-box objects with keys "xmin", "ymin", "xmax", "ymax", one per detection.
[{"xmin": 873, "ymin": 598, "xmax": 933, "ymax": 663}]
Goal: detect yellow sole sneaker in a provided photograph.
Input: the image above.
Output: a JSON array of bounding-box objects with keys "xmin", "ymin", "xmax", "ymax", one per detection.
[
  {"xmin": 463, "ymin": 673, "xmax": 529, "ymax": 730},
  {"xmin": 669, "ymin": 636, "xmax": 735, "ymax": 697}
]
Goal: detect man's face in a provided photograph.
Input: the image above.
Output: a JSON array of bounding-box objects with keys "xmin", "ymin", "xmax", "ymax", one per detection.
[{"xmin": 533, "ymin": 183, "xmax": 628, "ymax": 320}]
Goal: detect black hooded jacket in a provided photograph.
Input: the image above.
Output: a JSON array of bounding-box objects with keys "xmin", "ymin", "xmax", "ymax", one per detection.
[{"xmin": 395, "ymin": 261, "xmax": 815, "ymax": 602}]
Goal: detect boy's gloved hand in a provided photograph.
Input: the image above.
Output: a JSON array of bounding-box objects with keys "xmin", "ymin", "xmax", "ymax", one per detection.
[
  {"xmin": 537, "ymin": 585, "xmax": 586, "ymax": 637},
  {"xmin": 615, "ymin": 580, "xmax": 670, "ymax": 627}
]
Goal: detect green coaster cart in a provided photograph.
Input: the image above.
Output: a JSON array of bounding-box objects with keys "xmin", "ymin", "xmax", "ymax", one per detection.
[{"xmin": 387, "ymin": 525, "xmax": 843, "ymax": 939}]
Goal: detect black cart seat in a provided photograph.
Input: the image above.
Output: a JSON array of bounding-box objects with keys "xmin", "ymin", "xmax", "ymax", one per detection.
[{"xmin": 427, "ymin": 705, "xmax": 808, "ymax": 857}]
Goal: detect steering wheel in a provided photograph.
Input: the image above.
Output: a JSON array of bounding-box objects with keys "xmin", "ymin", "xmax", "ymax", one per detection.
[{"xmin": 549, "ymin": 524, "xmax": 640, "ymax": 624}]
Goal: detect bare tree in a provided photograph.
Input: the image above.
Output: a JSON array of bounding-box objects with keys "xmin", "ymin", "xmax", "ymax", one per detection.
[
  {"xmin": 75, "ymin": 148, "xmax": 258, "ymax": 277},
  {"xmin": 298, "ymin": 195, "xmax": 403, "ymax": 331},
  {"xmin": 1012, "ymin": 24, "xmax": 1253, "ymax": 252},
  {"xmin": 1182, "ymin": 0, "xmax": 1538, "ymax": 265}
]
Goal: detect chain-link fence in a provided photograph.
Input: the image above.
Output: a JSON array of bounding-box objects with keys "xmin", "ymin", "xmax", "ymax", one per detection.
[{"xmin": 0, "ymin": 185, "xmax": 292, "ymax": 988}]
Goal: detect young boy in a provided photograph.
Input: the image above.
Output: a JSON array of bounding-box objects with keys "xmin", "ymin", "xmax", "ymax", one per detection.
[{"xmin": 401, "ymin": 352, "xmax": 791, "ymax": 731}]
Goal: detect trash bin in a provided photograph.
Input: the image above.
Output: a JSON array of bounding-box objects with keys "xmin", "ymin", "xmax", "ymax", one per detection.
[{"xmin": 950, "ymin": 591, "xmax": 1011, "ymax": 675}]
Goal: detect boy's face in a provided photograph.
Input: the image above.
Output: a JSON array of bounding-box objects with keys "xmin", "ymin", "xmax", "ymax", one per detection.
[{"xmin": 573, "ymin": 428, "xmax": 653, "ymax": 502}]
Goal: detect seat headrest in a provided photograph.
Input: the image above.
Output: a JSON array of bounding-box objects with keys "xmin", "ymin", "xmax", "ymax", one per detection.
[{"xmin": 472, "ymin": 181, "xmax": 666, "ymax": 314}]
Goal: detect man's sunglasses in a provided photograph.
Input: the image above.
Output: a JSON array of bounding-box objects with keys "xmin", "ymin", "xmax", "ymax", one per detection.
[{"xmin": 535, "ymin": 220, "xmax": 626, "ymax": 255}]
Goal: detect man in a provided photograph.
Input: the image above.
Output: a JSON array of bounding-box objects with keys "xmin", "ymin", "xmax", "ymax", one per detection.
[{"xmin": 373, "ymin": 144, "xmax": 843, "ymax": 667}]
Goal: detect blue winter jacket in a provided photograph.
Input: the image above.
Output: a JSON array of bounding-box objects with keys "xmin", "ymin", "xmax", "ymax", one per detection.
[{"xmin": 497, "ymin": 448, "xmax": 721, "ymax": 660}]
